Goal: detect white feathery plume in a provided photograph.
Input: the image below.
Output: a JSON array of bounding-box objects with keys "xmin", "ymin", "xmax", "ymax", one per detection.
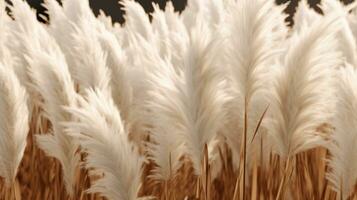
[
  {"xmin": 181, "ymin": 0, "xmax": 202, "ymax": 30},
  {"xmin": 9, "ymin": 1, "xmax": 80, "ymax": 194},
  {"xmin": 61, "ymin": 0, "xmax": 111, "ymax": 93},
  {"xmin": 44, "ymin": 0, "xmax": 79, "ymax": 79},
  {"xmin": 44, "ymin": 0, "xmax": 85, "ymax": 70},
  {"xmin": 153, "ymin": 4, "xmax": 190, "ymax": 70},
  {"xmin": 70, "ymin": 17, "xmax": 111, "ymax": 94},
  {"xmin": 96, "ymin": 5, "xmax": 152, "ymax": 152},
  {"xmin": 125, "ymin": 35, "xmax": 181, "ymax": 151},
  {"xmin": 182, "ymin": 0, "xmax": 224, "ymax": 32},
  {"xmin": 223, "ymin": 0, "xmax": 287, "ymax": 166},
  {"xmin": 0, "ymin": 1, "xmax": 14, "ymax": 68},
  {"xmin": 202, "ymin": 0, "xmax": 225, "ymax": 30},
  {"xmin": 96, "ymin": 26, "xmax": 135, "ymax": 126},
  {"xmin": 0, "ymin": 62, "xmax": 29, "ymax": 186},
  {"xmin": 322, "ymin": 0, "xmax": 357, "ymax": 66},
  {"xmin": 5, "ymin": 0, "xmax": 42, "ymax": 88},
  {"xmin": 163, "ymin": 2, "xmax": 188, "ymax": 33},
  {"xmin": 62, "ymin": 0, "xmax": 94, "ymax": 25},
  {"xmin": 0, "ymin": 1, "xmax": 8, "ymax": 47},
  {"xmin": 122, "ymin": 0, "xmax": 152, "ymax": 38},
  {"xmin": 24, "ymin": 37, "xmax": 80, "ymax": 195},
  {"xmin": 151, "ymin": 3, "xmax": 172, "ymax": 59},
  {"xmin": 225, "ymin": 0, "xmax": 287, "ymax": 104},
  {"xmin": 162, "ymin": 2, "xmax": 190, "ymax": 59},
  {"xmin": 121, "ymin": 0, "xmax": 154, "ymax": 47},
  {"xmin": 268, "ymin": 15, "xmax": 342, "ymax": 158},
  {"xmin": 151, "ymin": 2, "xmax": 189, "ymax": 69},
  {"xmin": 327, "ymin": 64, "xmax": 357, "ymax": 199},
  {"xmin": 44, "ymin": 0, "xmax": 73, "ymax": 48},
  {"xmin": 64, "ymin": 89, "xmax": 145, "ymax": 200},
  {"xmin": 7, "ymin": 0, "xmax": 58, "ymax": 125},
  {"xmin": 144, "ymin": 53, "xmax": 185, "ymax": 181},
  {"xmin": 178, "ymin": 24, "xmax": 230, "ymax": 175},
  {"xmin": 293, "ymin": 1, "xmax": 321, "ymax": 31},
  {"xmin": 95, "ymin": 3, "xmax": 158, "ymax": 143},
  {"xmin": 117, "ymin": 35, "xmax": 157, "ymax": 129},
  {"xmin": 347, "ymin": 6, "xmax": 357, "ymax": 47},
  {"xmin": 139, "ymin": 21, "xmax": 230, "ymax": 176},
  {"xmin": 8, "ymin": 0, "xmax": 63, "ymax": 101},
  {"xmin": 45, "ymin": 0, "xmax": 111, "ymax": 95},
  {"xmin": 97, "ymin": 10, "xmax": 123, "ymax": 43},
  {"xmin": 182, "ymin": 0, "xmax": 229, "ymax": 174},
  {"xmin": 97, "ymin": 10, "xmax": 116, "ymax": 31},
  {"xmin": 151, "ymin": 2, "xmax": 168, "ymax": 26}
]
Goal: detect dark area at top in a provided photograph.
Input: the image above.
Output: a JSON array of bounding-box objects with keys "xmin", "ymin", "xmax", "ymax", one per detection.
[{"xmin": 17, "ymin": 0, "xmax": 357, "ymax": 25}]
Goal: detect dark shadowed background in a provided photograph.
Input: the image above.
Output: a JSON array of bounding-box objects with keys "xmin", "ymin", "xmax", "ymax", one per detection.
[{"xmin": 21, "ymin": 0, "xmax": 356, "ymax": 25}]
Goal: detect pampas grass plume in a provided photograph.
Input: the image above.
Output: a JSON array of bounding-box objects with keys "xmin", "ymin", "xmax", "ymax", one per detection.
[
  {"xmin": 0, "ymin": 63, "xmax": 29, "ymax": 186},
  {"xmin": 327, "ymin": 64, "xmax": 357, "ymax": 199},
  {"xmin": 268, "ymin": 14, "xmax": 342, "ymax": 157},
  {"xmin": 64, "ymin": 89, "xmax": 145, "ymax": 200}
]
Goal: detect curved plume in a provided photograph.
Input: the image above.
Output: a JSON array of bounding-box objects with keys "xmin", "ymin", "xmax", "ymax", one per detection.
[
  {"xmin": 70, "ymin": 17, "xmax": 111, "ymax": 94},
  {"xmin": 175, "ymin": 24, "xmax": 230, "ymax": 175},
  {"xmin": 294, "ymin": 1, "xmax": 320, "ymax": 31},
  {"xmin": 144, "ymin": 54, "xmax": 185, "ymax": 181},
  {"xmin": 6, "ymin": 0, "xmax": 44, "ymax": 88},
  {"xmin": 268, "ymin": 15, "xmax": 342, "ymax": 157},
  {"xmin": 223, "ymin": 0, "xmax": 287, "ymax": 165},
  {"xmin": 96, "ymin": 28, "xmax": 133, "ymax": 124},
  {"xmin": 24, "ymin": 33, "xmax": 80, "ymax": 195},
  {"xmin": 327, "ymin": 65, "xmax": 357, "ymax": 199},
  {"xmin": 0, "ymin": 63, "xmax": 29, "ymax": 186},
  {"xmin": 323, "ymin": 0, "xmax": 357, "ymax": 66},
  {"xmin": 10, "ymin": 0, "xmax": 80, "ymax": 194},
  {"xmin": 64, "ymin": 89, "xmax": 145, "ymax": 200},
  {"xmin": 140, "ymin": 21, "xmax": 230, "ymax": 176},
  {"xmin": 121, "ymin": 0, "xmax": 153, "ymax": 47},
  {"xmin": 45, "ymin": 0, "xmax": 111, "ymax": 94}
]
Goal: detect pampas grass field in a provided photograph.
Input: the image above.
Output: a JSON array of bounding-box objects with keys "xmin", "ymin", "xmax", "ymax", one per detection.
[{"xmin": 0, "ymin": 0, "xmax": 357, "ymax": 199}]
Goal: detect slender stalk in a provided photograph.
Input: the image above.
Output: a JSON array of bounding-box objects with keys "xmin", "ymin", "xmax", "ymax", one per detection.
[
  {"xmin": 251, "ymin": 162, "xmax": 258, "ymax": 200},
  {"xmin": 165, "ymin": 152, "xmax": 172, "ymax": 200},
  {"xmin": 5, "ymin": 180, "xmax": 20, "ymax": 200},
  {"xmin": 340, "ymin": 180, "xmax": 343, "ymax": 200},
  {"xmin": 241, "ymin": 99, "xmax": 248, "ymax": 200},
  {"xmin": 203, "ymin": 143, "xmax": 210, "ymax": 200},
  {"xmin": 4, "ymin": 186, "xmax": 9, "ymax": 200},
  {"xmin": 164, "ymin": 180, "xmax": 168, "ymax": 200},
  {"xmin": 232, "ymin": 171, "xmax": 240, "ymax": 200},
  {"xmin": 250, "ymin": 104, "xmax": 269, "ymax": 144},
  {"xmin": 276, "ymin": 156, "xmax": 291, "ymax": 200},
  {"xmin": 13, "ymin": 180, "xmax": 20, "ymax": 200},
  {"xmin": 196, "ymin": 176, "xmax": 201, "ymax": 199},
  {"xmin": 321, "ymin": 179, "xmax": 328, "ymax": 200},
  {"xmin": 260, "ymin": 136, "xmax": 263, "ymax": 168},
  {"xmin": 232, "ymin": 99, "xmax": 248, "ymax": 200}
]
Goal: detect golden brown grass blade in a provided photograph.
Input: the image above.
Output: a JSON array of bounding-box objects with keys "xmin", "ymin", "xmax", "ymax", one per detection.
[
  {"xmin": 196, "ymin": 176, "xmax": 201, "ymax": 199},
  {"xmin": 232, "ymin": 100, "xmax": 248, "ymax": 200},
  {"xmin": 250, "ymin": 104, "xmax": 269, "ymax": 144},
  {"xmin": 276, "ymin": 156, "xmax": 292, "ymax": 200},
  {"xmin": 241, "ymin": 100, "xmax": 248, "ymax": 200},
  {"xmin": 203, "ymin": 143, "xmax": 210, "ymax": 200}
]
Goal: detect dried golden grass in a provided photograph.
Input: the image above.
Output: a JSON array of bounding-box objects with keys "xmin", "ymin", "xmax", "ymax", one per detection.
[{"xmin": 1, "ymin": 112, "xmax": 356, "ymax": 200}]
